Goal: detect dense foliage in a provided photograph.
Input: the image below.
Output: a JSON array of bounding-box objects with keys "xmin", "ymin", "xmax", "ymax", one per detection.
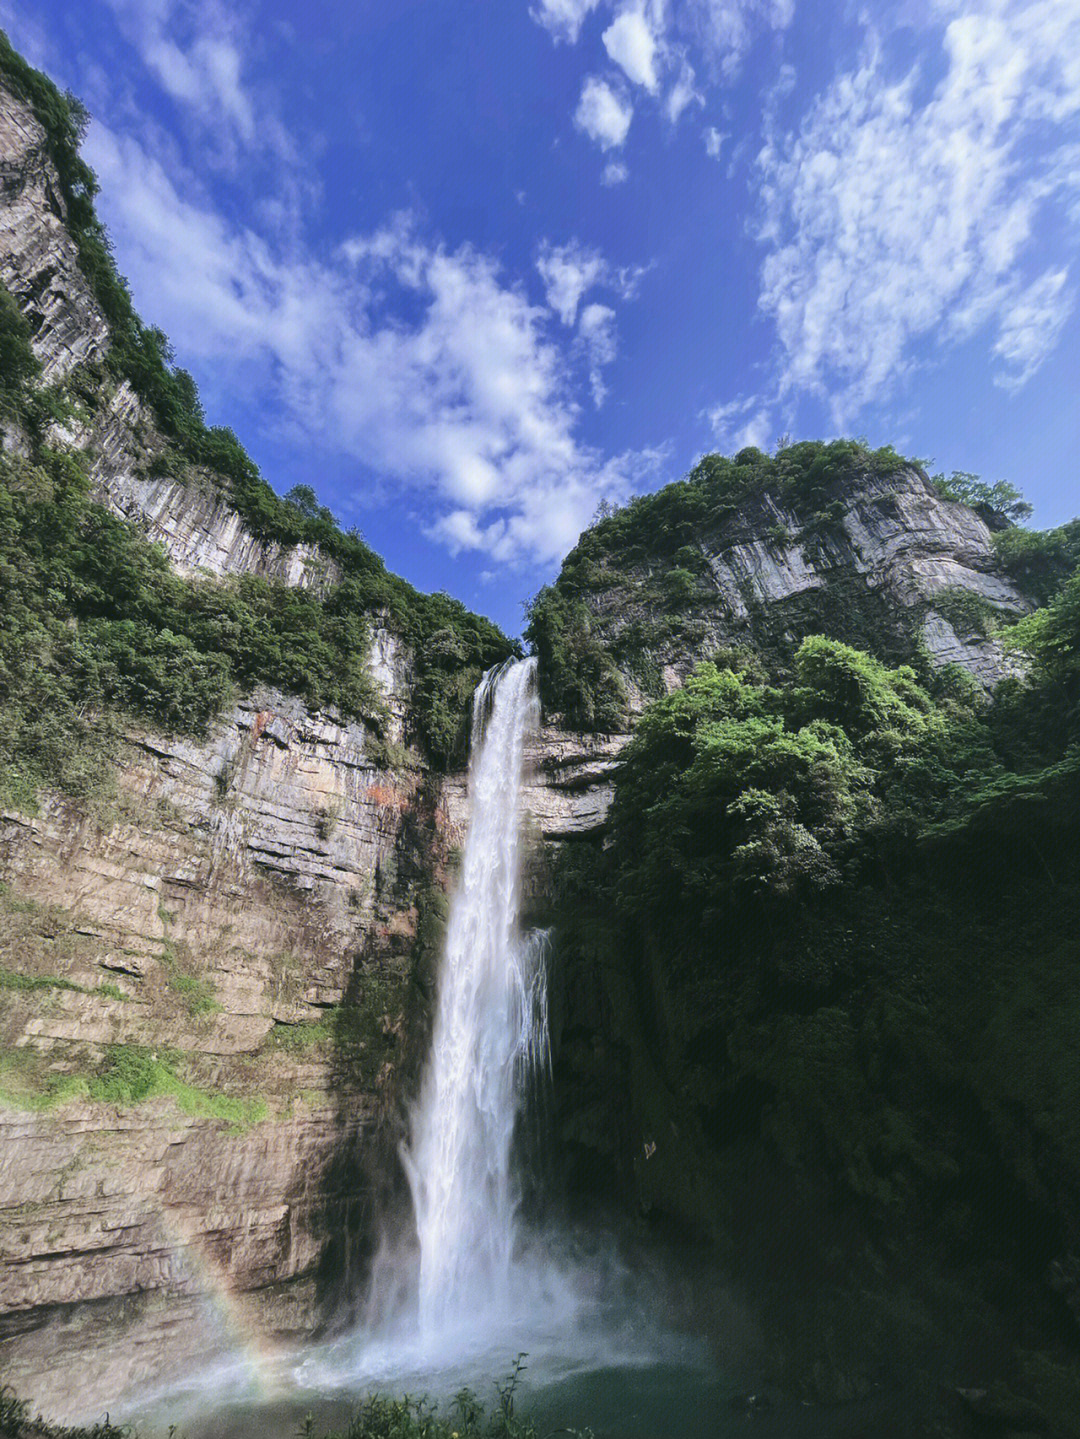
[
  {"xmin": 548, "ymin": 561, "xmax": 1080, "ymax": 1426},
  {"xmin": 0, "ymin": 430, "xmax": 510, "ymax": 809},
  {"xmin": 610, "ymin": 639, "xmax": 998, "ymax": 909},
  {"xmin": 0, "ymin": 286, "xmax": 39, "ymax": 415},
  {"xmin": 992, "ymin": 518, "xmax": 1080, "ymax": 606},
  {"xmin": 930, "ymin": 469, "xmax": 1033, "ymax": 524},
  {"xmin": 564, "ymin": 439, "xmax": 911, "ymax": 571},
  {"xmin": 0, "ymin": 446, "xmax": 376, "ymax": 809}
]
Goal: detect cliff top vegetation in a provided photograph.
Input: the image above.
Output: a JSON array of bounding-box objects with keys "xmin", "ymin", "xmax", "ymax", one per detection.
[{"xmin": 0, "ymin": 35, "xmax": 514, "ymax": 779}]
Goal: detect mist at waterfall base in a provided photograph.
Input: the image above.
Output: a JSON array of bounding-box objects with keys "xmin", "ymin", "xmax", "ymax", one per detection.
[{"xmin": 123, "ymin": 660, "xmax": 861, "ymax": 1438}]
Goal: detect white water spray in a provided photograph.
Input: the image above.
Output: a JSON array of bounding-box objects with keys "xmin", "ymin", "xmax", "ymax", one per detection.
[
  {"xmin": 126, "ymin": 657, "xmax": 711, "ymax": 1426},
  {"xmin": 402, "ymin": 657, "xmax": 549, "ymax": 1336}
]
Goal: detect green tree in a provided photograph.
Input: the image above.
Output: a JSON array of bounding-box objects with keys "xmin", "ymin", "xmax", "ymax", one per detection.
[{"xmin": 931, "ymin": 470, "xmax": 1032, "ymax": 524}]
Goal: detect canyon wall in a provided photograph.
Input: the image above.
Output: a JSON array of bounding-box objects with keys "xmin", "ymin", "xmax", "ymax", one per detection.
[
  {"xmin": 0, "ymin": 78, "xmax": 465, "ymax": 1418},
  {"xmin": 515, "ymin": 465, "xmax": 1030, "ymax": 846}
]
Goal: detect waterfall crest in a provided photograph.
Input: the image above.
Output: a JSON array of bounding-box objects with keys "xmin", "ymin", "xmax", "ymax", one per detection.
[{"xmin": 402, "ymin": 656, "xmax": 548, "ymax": 1335}]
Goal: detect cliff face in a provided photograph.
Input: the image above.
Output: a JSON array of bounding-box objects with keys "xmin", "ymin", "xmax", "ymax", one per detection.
[
  {"xmin": 0, "ymin": 78, "xmax": 466, "ymax": 1419},
  {"xmin": 0, "ymin": 90, "xmax": 109, "ymax": 383},
  {"xmin": 0, "ymin": 87, "xmax": 342, "ymax": 594},
  {"xmin": 0, "ymin": 682, "xmax": 460, "ymax": 1415},
  {"xmin": 524, "ymin": 461, "xmax": 1030, "ymax": 841}
]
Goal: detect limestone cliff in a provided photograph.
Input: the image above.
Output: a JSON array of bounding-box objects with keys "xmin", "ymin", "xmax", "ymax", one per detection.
[
  {"xmin": 523, "ymin": 453, "xmax": 1031, "ymax": 841},
  {"xmin": 0, "ymin": 68, "xmax": 475, "ymax": 1418}
]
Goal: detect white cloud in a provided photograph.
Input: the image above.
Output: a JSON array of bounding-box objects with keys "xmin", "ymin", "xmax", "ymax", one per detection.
[
  {"xmin": 665, "ymin": 57, "xmax": 703, "ymax": 121},
  {"xmin": 706, "ymin": 395, "xmax": 774, "ymax": 451},
  {"xmin": 575, "ymin": 75, "xmax": 634, "ymax": 149},
  {"xmin": 106, "ymin": 1, "xmax": 250, "ymax": 133},
  {"xmin": 535, "ymin": 239, "xmax": 644, "ymax": 322},
  {"xmin": 535, "ymin": 243, "xmax": 646, "ymax": 402},
  {"xmin": 703, "ymin": 124, "xmax": 726, "ymax": 156},
  {"xmin": 537, "ymin": 241, "xmax": 609, "ymax": 324},
  {"xmin": 602, "ymin": 159, "xmax": 630, "ymax": 184},
  {"xmin": 992, "ymin": 266, "xmax": 1075, "ymax": 388},
  {"xmin": 102, "ymin": 0, "xmax": 299, "ymax": 168},
  {"xmin": 755, "ymin": 0, "xmax": 1080, "ymax": 419},
  {"xmin": 83, "ymin": 123, "xmax": 649, "ymax": 568},
  {"xmin": 530, "ymin": 0, "xmax": 602, "ymax": 42},
  {"xmin": 532, "ymin": 0, "xmax": 794, "ymax": 79},
  {"xmin": 603, "ymin": 8, "xmax": 662, "ymax": 92},
  {"xmin": 579, "ymin": 302, "xmax": 619, "ymax": 405},
  {"xmin": 532, "ymin": 0, "xmax": 795, "ymax": 169},
  {"xmin": 679, "ymin": 0, "xmax": 795, "ymax": 80}
]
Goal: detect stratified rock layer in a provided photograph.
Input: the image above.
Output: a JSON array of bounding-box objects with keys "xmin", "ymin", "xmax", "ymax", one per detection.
[
  {"xmin": 0, "ymin": 79, "xmax": 440, "ymax": 1418},
  {"xmin": 532, "ymin": 467, "xmax": 1030, "ymax": 837}
]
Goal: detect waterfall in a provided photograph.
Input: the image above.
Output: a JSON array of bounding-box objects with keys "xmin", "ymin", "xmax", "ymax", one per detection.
[{"xmin": 402, "ymin": 656, "xmax": 549, "ymax": 1336}]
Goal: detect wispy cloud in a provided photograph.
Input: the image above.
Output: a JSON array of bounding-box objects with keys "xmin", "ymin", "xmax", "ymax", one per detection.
[
  {"xmin": 703, "ymin": 124, "xmax": 725, "ymax": 157},
  {"xmin": 706, "ymin": 394, "xmax": 774, "ymax": 451},
  {"xmin": 754, "ymin": 0, "xmax": 1080, "ymax": 420},
  {"xmin": 533, "ymin": 0, "xmax": 795, "ymax": 165},
  {"xmin": 579, "ymin": 302, "xmax": 619, "ymax": 404},
  {"xmin": 685, "ymin": 0, "xmax": 795, "ymax": 81},
  {"xmin": 993, "ymin": 266, "xmax": 1074, "ymax": 389},
  {"xmin": 535, "ymin": 240, "xmax": 641, "ymax": 406},
  {"xmin": 537, "ymin": 240, "xmax": 611, "ymax": 324},
  {"xmin": 103, "ymin": 0, "xmax": 296, "ymax": 166},
  {"xmin": 530, "ymin": 0, "xmax": 603, "ymax": 43},
  {"xmin": 536, "ymin": 238, "xmax": 644, "ymax": 323}
]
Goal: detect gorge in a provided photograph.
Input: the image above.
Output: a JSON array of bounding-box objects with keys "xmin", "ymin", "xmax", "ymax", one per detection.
[{"xmin": 2, "ymin": 32, "xmax": 1080, "ymax": 1439}]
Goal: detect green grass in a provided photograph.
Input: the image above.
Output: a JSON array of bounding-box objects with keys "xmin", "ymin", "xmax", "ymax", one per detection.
[
  {"xmin": 0, "ymin": 1363, "xmax": 591, "ymax": 1439},
  {"xmin": 165, "ymin": 968, "xmax": 221, "ymax": 1017},
  {"xmin": 96, "ymin": 982, "xmax": 130, "ymax": 1002},
  {"xmin": 266, "ymin": 1012, "xmax": 336, "ymax": 1051},
  {"xmin": 0, "ymin": 968, "xmax": 85, "ymax": 995},
  {"xmin": 0, "ymin": 1044, "xmax": 265, "ymax": 1128}
]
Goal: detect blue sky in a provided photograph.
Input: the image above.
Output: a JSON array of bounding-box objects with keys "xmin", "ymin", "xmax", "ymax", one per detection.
[{"xmin": 4, "ymin": 0, "xmax": 1079, "ymax": 632}]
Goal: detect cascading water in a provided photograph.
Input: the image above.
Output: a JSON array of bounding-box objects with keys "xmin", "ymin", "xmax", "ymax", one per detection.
[
  {"xmin": 401, "ymin": 656, "xmax": 550, "ymax": 1337},
  {"xmin": 129, "ymin": 655, "xmax": 716, "ymax": 1432}
]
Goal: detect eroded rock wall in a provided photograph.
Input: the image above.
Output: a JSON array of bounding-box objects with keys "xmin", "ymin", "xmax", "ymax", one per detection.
[
  {"xmin": 0, "ymin": 80, "xmax": 450, "ymax": 1416},
  {"xmin": 0, "ymin": 677, "xmax": 460, "ymax": 1417},
  {"xmin": 0, "ymin": 85, "xmax": 341, "ymax": 592},
  {"xmin": 528, "ymin": 467, "xmax": 1031, "ymax": 841}
]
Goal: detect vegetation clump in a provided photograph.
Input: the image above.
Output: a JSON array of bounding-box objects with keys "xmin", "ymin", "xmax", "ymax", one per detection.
[
  {"xmin": 0, "ymin": 1360, "xmax": 588, "ymax": 1439},
  {"xmin": 0, "ymin": 1043, "xmax": 265, "ymax": 1126}
]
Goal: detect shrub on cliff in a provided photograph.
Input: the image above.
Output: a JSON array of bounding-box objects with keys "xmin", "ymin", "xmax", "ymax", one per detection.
[
  {"xmin": 524, "ymin": 586, "xmax": 626, "ymax": 732},
  {"xmin": 0, "ymin": 286, "xmax": 40, "ymax": 415},
  {"xmin": 609, "ymin": 639, "xmax": 992, "ymax": 917}
]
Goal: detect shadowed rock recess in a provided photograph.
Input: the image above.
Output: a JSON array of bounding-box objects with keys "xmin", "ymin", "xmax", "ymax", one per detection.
[{"xmin": 2, "ymin": 35, "xmax": 1080, "ymax": 1437}]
